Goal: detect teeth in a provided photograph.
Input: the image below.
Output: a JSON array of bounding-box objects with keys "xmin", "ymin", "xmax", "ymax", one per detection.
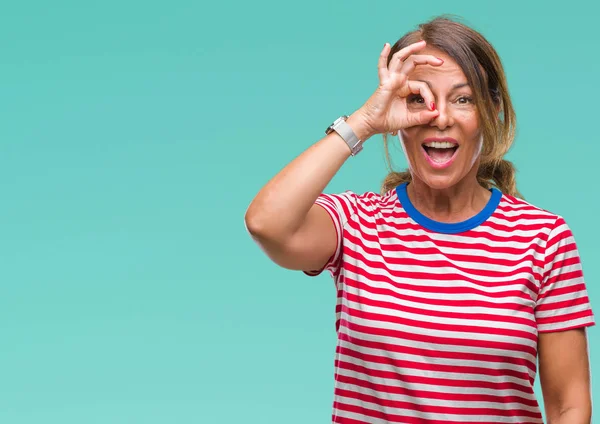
[{"xmin": 424, "ymin": 141, "xmax": 457, "ymax": 148}]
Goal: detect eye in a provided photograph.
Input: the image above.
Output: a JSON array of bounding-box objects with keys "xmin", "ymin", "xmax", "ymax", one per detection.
[
  {"xmin": 408, "ymin": 94, "xmax": 425, "ymax": 104},
  {"xmin": 456, "ymin": 96, "xmax": 473, "ymax": 104}
]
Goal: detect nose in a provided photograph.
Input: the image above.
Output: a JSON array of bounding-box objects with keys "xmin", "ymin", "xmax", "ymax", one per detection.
[{"xmin": 429, "ymin": 102, "xmax": 454, "ymax": 130}]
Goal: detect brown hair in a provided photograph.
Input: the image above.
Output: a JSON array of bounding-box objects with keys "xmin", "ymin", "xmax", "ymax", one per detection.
[{"xmin": 381, "ymin": 15, "xmax": 522, "ymax": 198}]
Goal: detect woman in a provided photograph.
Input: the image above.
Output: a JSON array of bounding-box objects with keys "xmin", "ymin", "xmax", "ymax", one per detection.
[{"xmin": 244, "ymin": 17, "xmax": 595, "ymax": 423}]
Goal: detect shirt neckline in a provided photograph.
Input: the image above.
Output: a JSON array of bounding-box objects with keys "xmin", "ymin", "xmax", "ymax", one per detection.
[{"xmin": 395, "ymin": 182, "xmax": 502, "ymax": 234}]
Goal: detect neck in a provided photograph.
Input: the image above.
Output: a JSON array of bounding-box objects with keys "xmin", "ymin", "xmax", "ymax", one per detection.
[{"xmin": 406, "ymin": 175, "xmax": 491, "ymax": 224}]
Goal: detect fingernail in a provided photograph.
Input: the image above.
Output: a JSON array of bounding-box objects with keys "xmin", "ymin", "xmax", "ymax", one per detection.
[
  {"xmin": 430, "ymin": 102, "xmax": 436, "ymax": 111},
  {"xmin": 437, "ymin": 57, "xmax": 444, "ymax": 63}
]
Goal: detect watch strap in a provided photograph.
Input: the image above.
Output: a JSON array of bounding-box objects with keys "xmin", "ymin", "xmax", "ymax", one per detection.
[{"xmin": 327, "ymin": 116, "xmax": 363, "ymax": 156}]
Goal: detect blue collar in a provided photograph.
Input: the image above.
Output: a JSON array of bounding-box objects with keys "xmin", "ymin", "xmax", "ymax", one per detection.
[{"xmin": 395, "ymin": 182, "xmax": 502, "ymax": 234}]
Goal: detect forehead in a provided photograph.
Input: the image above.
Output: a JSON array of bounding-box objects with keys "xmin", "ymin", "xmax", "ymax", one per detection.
[{"xmin": 409, "ymin": 47, "xmax": 469, "ymax": 88}]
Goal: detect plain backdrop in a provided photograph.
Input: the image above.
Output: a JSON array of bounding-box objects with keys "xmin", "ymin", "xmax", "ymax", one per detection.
[{"xmin": 0, "ymin": 1, "xmax": 597, "ymax": 423}]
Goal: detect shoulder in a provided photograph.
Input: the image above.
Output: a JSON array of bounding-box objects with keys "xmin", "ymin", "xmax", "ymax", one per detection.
[
  {"xmin": 496, "ymin": 192, "xmax": 569, "ymax": 237},
  {"xmin": 321, "ymin": 187, "xmax": 399, "ymax": 213}
]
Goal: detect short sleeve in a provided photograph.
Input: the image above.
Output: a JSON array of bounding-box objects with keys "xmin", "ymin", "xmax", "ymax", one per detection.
[
  {"xmin": 535, "ymin": 216, "xmax": 595, "ymax": 333},
  {"xmin": 303, "ymin": 191, "xmax": 357, "ymax": 278}
]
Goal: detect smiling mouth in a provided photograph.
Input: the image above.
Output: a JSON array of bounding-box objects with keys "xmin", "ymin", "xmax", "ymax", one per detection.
[
  {"xmin": 421, "ymin": 140, "xmax": 459, "ymax": 168},
  {"xmin": 422, "ymin": 145, "xmax": 459, "ymax": 163}
]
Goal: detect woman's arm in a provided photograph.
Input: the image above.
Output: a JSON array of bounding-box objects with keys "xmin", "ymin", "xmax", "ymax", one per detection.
[
  {"xmin": 538, "ymin": 328, "xmax": 592, "ymax": 424},
  {"xmin": 244, "ymin": 41, "xmax": 441, "ymax": 271}
]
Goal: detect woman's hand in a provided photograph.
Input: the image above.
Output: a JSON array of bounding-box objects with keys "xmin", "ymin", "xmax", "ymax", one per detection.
[{"xmin": 357, "ymin": 40, "xmax": 442, "ymax": 137}]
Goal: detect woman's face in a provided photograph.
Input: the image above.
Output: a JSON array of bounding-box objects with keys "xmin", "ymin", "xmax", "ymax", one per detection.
[{"xmin": 398, "ymin": 47, "xmax": 483, "ymax": 190}]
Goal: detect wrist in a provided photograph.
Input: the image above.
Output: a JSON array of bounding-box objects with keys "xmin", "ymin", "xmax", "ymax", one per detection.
[{"xmin": 346, "ymin": 111, "xmax": 376, "ymax": 142}]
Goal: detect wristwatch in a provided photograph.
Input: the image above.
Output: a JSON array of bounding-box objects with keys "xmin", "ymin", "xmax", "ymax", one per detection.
[{"xmin": 325, "ymin": 115, "xmax": 363, "ymax": 156}]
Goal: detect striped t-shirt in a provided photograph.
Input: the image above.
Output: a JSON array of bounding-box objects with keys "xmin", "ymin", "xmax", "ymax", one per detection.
[{"xmin": 305, "ymin": 182, "xmax": 595, "ymax": 424}]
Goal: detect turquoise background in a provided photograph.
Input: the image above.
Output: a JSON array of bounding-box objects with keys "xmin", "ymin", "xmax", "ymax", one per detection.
[{"xmin": 0, "ymin": 0, "xmax": 597, "ymax": 422}]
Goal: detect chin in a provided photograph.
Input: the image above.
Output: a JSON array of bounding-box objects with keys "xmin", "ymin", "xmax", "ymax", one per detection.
[{"xmin": 416, "ymin": 171, "xmax": 462, "ymax": 191}]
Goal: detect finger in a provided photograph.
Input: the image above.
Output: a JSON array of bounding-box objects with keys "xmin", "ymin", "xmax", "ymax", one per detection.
[
  {"xmin": 407, "ymin": 108, "xmax": 440, "ymax": 128},
  {"xmin": 406, "ymin": 80, "xmax": 436, "ymax": 111},
  {"xmin": 388, "ymin": 40, "xmax": 427, "ymax": 73},
  {"xmin": 398, "ymin": 54, "xmax": 444, "ymax": 77},
  {"xmin": 377, "ymin": 43, "xmax": 391, "ymax": 82}
]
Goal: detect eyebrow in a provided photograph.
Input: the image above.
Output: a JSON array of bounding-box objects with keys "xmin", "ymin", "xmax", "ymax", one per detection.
[{"xmin": 416, "ymin": 80, "xmax": 470, "ymax": 91}]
